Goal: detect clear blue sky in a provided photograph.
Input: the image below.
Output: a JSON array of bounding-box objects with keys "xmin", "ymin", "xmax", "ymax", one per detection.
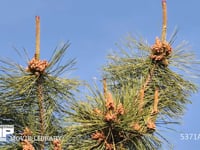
[{"xmin": 0, "ymin": 0, "xmax": 200, "ymax": 149}]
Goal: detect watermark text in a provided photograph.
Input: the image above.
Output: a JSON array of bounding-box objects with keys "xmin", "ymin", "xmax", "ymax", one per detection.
[{"xmin": 180, "ymin": 133, "xmax": 200, "ymax": 141}]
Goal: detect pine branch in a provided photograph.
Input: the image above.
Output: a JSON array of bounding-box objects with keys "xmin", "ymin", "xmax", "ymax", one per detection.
[
  {"xmin": 63, "ymin": 81, "xmax": 164, "ymax": 149},
  {"xmin": 102, "ymin": 2, "xmax": 199, "ymax": 149},
  {"xmin": 139, "ymin": 64, "xmax": 156, "ymax": 112},
  {"xmin": 37, "ymin": 78, "xmax": 45, "ymax": 150},
  {"xmin": 0, "ymin": 41, "xmax": 79, "ymax": 149}
]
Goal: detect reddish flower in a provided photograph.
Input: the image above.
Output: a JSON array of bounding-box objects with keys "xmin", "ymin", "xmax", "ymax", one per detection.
[
  {"xmin": 116, "ymin": 103, "xmax": 124, "ymax": 115},
  {"xmin": 52, "ymin": 139, "xmax": 62, "ymax": 150},
  {"xmin": 21, "ymin": 140, "xmax": 35, "ymax": 150},
  {"xmin": 105, "ymin": 142, "xmax": 114, "ymax": 150},
  {"xmin": 91, "ymin": 131, "xmax": 105, "ymax": 143},
  {"xmin": 104, "ymin": 112, "xmax": 117, "ymax": 122}
]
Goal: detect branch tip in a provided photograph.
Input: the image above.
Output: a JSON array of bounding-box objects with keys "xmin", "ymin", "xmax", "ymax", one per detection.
[
  {"xmin": 35, "ymin": 16, "xmax": 40, "ymax": 20},
  {"xmin": 161, "ymin": 0, "xmax": 167, "ymax": 42},
  {"xmin": 35, "ymin": 16, "xmax": 40, "ymax": 60}
]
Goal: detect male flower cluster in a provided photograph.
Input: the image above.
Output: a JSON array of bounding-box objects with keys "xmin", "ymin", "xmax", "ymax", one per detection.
[
  {"xmin": 150, "ymin": 37, "xmax": 172, "ymax": 66},
  {"xmin": 26, "ymin": 57, "xmax": 49, "ymax": 75}
]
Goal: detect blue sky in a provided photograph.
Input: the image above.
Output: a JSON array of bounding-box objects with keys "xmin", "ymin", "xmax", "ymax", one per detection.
[{"xmin": 0, "ymin": 0, "xmax": 200, "ymax": 149}]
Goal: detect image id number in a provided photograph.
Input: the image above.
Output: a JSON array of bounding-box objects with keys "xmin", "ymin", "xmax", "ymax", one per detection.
[{"xmin": 180, "ymin": 133, "xmax": 200, "ymax": 141}]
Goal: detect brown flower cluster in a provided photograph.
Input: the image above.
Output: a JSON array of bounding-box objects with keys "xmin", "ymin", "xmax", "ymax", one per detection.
[
  {"xmin": 150, "ymin": 37, "xmax": 172, "ymax": 65},
  {"xmin": 105, "ymin": 92, "xmax": 115, "ymax": 110},
  {"xmin": 20, "ymin": 127, "xmax": 35, "ymax": 150},
  {"xmin": 22, "ymin": 127, "xmax": 33, "ymax": 136},
  {"xmin": 27, "ymin": 58, "xmax": 49, "ymax": 75},
  {"xmin": 52, "ymin": 139, "xmax": 62, "ymax": 150},
  {"xmin": 105, "ymin": 142, "xmax": 114, "ymax": 150},
  {"xmin": 21, "ymin": 139, "xmax": 35, "ymax": 150},
  {"xmin": 116, "ymin": 103, "xmax": 125, "ymax": 115},
  {"xmin": 91, "ymin": 131, "xmax": 105, "ymax": 143},
  {"xmin": 104, "ymin": 112, "xmax": 117, "ymax": 122},
  {"xmin": 131, "ymin": 119, "xmax": 156, "ymax": 133},
  {"xmin": 91, "ymin": 131, "xmax": 114, "ymax": 150},
  {"xmin": 104, "ymin": 92, "xmax": 125, "ymax": 122},
  {"xmin": 93, "ymin": 92, "xmax": 125, "ymax": 122},
  {"xmin": 91, "ymin": 91, "xmax": 125, "ymax": 149}
]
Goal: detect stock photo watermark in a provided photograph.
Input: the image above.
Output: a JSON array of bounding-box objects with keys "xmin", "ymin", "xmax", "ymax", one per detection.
[
  {"xmin": 0, "ymin": 125, "xmax": 14, "ymax": 142},
  {"xmin": 0, "ymin": 125, "xmax": 62, "ymax": 142},
  {"xmin": 9, "ymin": 135, "xmax": 62, "ymax": 142},
  {"xmin": 180, "ymin": 133, "xmax": 200, "ymax": 141}
]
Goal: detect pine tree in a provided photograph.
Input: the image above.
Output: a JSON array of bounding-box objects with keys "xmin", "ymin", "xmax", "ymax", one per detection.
[
  {"xmin": 63, "ymin": 0, "xmax": 199, "ymax": 149},
  {"xmin": 103, "ymin": 0, "xmax": 199, "ymax": 121},
  {"xmin": 0, "ymin": 0, "xmax": 199, "ymax": 150},
  {"xmin": 0, "ymin": 16, "xmax": 79, "ymax": 149}
]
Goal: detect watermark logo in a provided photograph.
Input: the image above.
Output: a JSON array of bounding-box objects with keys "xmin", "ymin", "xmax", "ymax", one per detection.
[
  {"xmin": 0, "ymin": 125, "xmax": 14, "ymax": 141},
  {"xmin": 9, "ymin": 135, "xmax": 63, "ymax": 142},
  {"xmin": 0, "ymin": 125, "xmax": 62, "ymax": 142}
]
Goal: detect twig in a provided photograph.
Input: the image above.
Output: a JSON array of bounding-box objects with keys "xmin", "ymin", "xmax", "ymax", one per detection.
[
  {"xmin": 103, "ymin": 78, "xmax": 107, "ymax": 99},
  {"xmin": 138, "ymin": 65, "xmax": 156, "ymax": 110},
  {"xmin": 139, "ymin": 88, "xmax": 144, "ymax": 112},
  {"xmin": 152, "ymin": 87, "xmax": 159, "ymax": 115},
  {"xmin": 35, "ymin": 16, "xmax": 40, "ymax": 60},
  {"xmin": 37, "ymin": 80, "xmax": 45, "ymax": 150},
  {"xmin": 161, "ymin": 0, "xmax": 167, "ymax": 42}
]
